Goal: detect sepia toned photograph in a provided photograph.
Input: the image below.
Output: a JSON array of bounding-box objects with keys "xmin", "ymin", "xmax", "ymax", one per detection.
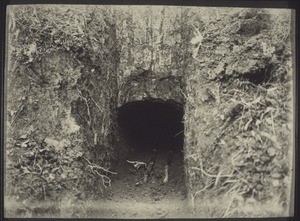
[{"xmin": 3, "ymin": 4, "xmax": 295, "ymax": 218}]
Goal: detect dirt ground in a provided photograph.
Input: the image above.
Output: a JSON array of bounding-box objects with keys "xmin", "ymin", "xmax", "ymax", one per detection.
[
  {"xmin": 91, "ymin": 147, "xmax": 193, "ymax": 219},
  {"xmin": 5, "ymin": 146, "xmax": 195, "ymax": 219}
]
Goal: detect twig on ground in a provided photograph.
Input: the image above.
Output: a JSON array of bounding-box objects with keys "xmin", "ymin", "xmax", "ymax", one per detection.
[{"xmin": 127, "ymin": 160, "xmax": 147, "ymax": 170}]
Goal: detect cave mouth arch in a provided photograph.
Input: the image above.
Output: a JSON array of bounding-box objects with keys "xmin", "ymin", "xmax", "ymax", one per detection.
[
  {"xmin": 117, "ymin": 99, "xmax": 184, "ymax": 153},
  {"xmin": 115, "ymin": 98, "xmax": 186, "ymax": 200}
]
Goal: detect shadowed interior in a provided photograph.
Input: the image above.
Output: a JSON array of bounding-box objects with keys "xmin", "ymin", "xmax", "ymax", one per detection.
[{"xmin": 117, "ymin": 100, "xmax": 184, "ymax": 152}]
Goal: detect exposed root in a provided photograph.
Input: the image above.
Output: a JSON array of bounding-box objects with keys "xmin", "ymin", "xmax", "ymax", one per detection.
[{"xmin": 83, "ymin": 156, "xmax": 117, "ymax": 188}]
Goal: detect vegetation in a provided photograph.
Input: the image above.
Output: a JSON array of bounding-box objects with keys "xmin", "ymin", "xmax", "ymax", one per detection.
[
  {"xmin": 6, "ymin": 5, "xmax": 120, "ymax": 217},
  {"xmin": 5, "ymin": 5, "xmax": 294, "ymax": 218},
  {"xmin": 184, "ymin": 8, "xmax": 293, "ymax": 217}
]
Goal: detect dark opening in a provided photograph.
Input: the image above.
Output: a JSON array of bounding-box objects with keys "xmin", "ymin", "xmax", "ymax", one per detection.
[
  {"xmin": 242, "ymin": 67, "xmax": 272, "ymax": 85},
  {"xmin": 114, "ymin": 99, "xmax": 186, "ymax": 202},
  {"xmin": 117, "ymin": 99, "xmax": 184, "ymax": 152}
]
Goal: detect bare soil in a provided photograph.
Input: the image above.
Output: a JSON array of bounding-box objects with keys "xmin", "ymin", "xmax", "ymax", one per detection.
[
  {"xmin": 92, "ymin": 147, "xmax": 193, "ymax": 219},
  {"xmin": 5, "ymin": 147, "xmax": 194, "ymax": 219}
]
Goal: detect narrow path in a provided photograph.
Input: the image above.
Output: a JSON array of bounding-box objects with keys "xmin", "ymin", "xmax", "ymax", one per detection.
[{"xmin": 93, "ymin": 148, "xmax": 192, "ymax": 218}]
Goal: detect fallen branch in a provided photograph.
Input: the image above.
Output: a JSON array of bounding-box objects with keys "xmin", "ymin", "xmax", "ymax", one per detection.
[{"xmin": 127, "ymin": 160, "xmax": 147, "ymax": 170}]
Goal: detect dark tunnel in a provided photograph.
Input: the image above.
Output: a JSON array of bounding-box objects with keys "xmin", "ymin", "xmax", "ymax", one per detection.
[
  {"xmin": 117, "ymin": 99, "xmax": 186, "ymax": 196},
  {"xmin": 117, "ymin": 100, "xmax": 184, "ymax": 152}
]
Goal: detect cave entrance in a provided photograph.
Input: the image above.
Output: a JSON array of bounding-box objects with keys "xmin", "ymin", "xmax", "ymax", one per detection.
[
  {"xmin": 116, "ymin": 99, "xmax": 186, "ymax": 194},
  {"xmin": 117, "ymin": 99, "xmax": 184, "ymax": 156}
]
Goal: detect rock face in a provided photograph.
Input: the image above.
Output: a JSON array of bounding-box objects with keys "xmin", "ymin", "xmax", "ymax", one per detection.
[
  {"xmin": 118, "ymin": 70, "xmax": 184, "ymax": 106},
  {"xmin": 6, "ymin": 5, "xmax": 294, "ymax": 217}
]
